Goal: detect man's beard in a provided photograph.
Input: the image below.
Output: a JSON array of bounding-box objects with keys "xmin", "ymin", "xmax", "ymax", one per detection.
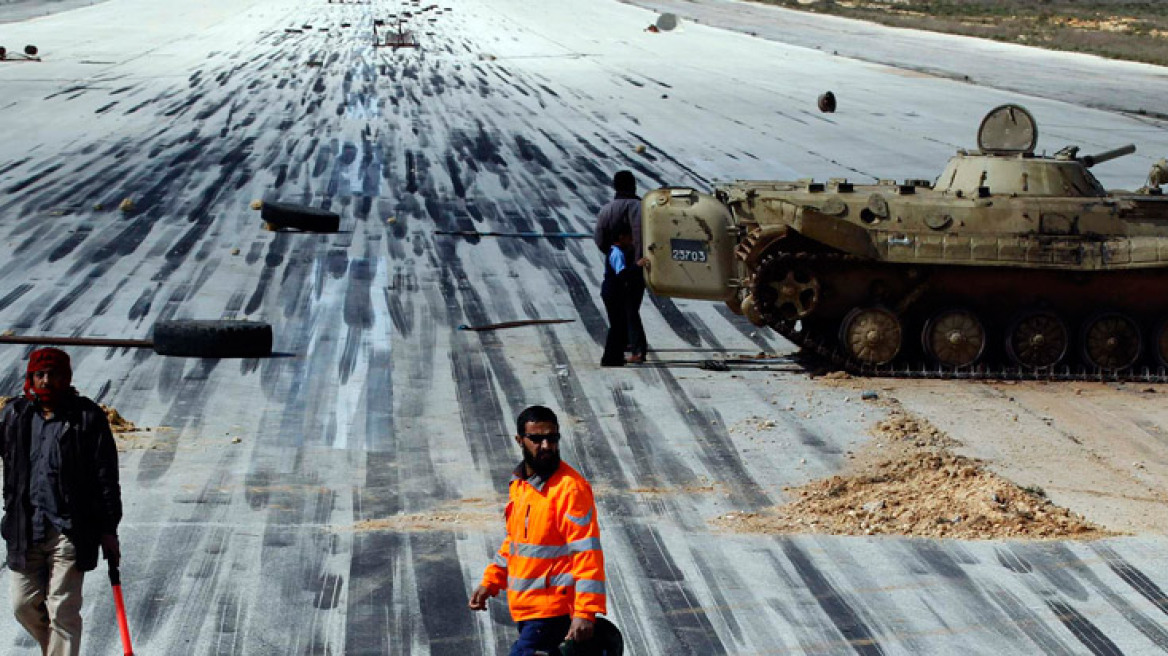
[{"xmin": 524, "ymin": 449, "xmax": 561, "ymax": 478}]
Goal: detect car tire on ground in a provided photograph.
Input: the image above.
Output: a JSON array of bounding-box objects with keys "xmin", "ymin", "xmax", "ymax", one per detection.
[
  {"xmin": 152, "ymin": 320, "xmax": 273, "ymax": 358},
  {"xmin": 259, "ymin": 201, "xmax": 340, "ymax": 232}
]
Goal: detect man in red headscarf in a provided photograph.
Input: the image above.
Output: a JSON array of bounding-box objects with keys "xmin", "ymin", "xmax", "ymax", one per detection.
[{"xmin": 1, "ymin": 348, "xmax": 122, "ymax": 656}]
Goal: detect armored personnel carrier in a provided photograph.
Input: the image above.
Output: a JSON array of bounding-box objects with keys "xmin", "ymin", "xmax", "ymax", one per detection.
[{"xmin": 643, "ymin": 105, "xmax": 1168, "ymax": 378}]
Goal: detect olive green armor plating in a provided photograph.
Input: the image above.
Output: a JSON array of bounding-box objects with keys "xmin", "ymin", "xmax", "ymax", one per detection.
[{"xmin": 642, "ymin": 105, "xmax": 1168, "ymax": 374}]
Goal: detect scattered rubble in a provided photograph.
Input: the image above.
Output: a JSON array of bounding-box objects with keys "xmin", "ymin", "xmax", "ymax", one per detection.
[{"xmin": 715, "ymin": 401, "xmax": 1110, "ymax": 540}]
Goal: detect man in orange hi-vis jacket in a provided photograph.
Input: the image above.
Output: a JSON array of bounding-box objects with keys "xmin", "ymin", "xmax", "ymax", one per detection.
[{"xmin": 469, "ymin": 405, "xmax": 607, "ymax": 655}]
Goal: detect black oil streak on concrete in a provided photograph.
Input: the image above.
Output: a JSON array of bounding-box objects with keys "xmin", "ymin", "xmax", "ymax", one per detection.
[
  {"xmin": 132, "ymin": 450, "xmax": 240, "ymax": 644},
  {"xmin": 690, "ymin": 549, "xmax": 747, "ymax": 646},
  {"xmin": 1097, "ymin": 545, "xmax": 1168, "ymax": 620},
  {"xmin": 0, "ymin": 157, "xmax": 32, "ymax": 177},
  {"xmin": 1026, "ymin": 543, "xmax": 1090, "ymax": 601},
  {"xmin": 410, "ymin": 531, "xmax": 481, "ymax": 652},
  {"xmin": 623, "ymin": 525, "xmax": 727, "ymax": 654},
  {"xmin": 48, "ymin": 226, "xmax": 92, "ymax": 262},
  {"xmin": 984, "ymin": 584, "xmax": 1076, "ymax": 655},
  {"xmin": 557, "ymin": 267, "xmax": 606, "ymax": 346},
  {"xmin": 43, "ymin": 84, "xmax": 88, "ymax": 100},
  {"xmin": 41, "ymin": 275, "xmax": 98, "ymax": 328},
  {"xmin": 8, "ymin": 224, "xmax": 53, "ymax": 258},
  {"xmin": 1045, "ymin": 600, "xmax": 1124, "ymax": 656},
  {"xmin": 345, "ymin": 531, "xmax": 404, "ymax": 655},
  {"xmin": 447, "ymin": 269, "xmax": 527, "ymax": 411},
  {"xmin": 152, "ymin": 217, "xmax": 212, "ymax": 283},
  {"xmin": 136, "ymin": 359, "xmax": 221, "ymax": 483},
  {"xmin": 1047, "ymin": 543, "xmax": 1168, "ymax": 649},
  {"xmin": 0, "ymin": 284, "xmax": 34, "ymax": 313},
  {"xmin": 5, "ymin": 163, "xmax": 64, "ymax": 194},
  {"xmin": 245, "ymin": 234, "xmax": 292, "ymax": 315},
  {"xmin": 443, "ymin": 313, "xmax": 518, "ymax": 487},
  {"xmin": 681, "ymin": 310, "xmax": 725, "ymax": 351},
  {"xmin": 128, "ymin": 287, "xmax": 156, "ymax": 321},
  {"xmin": 714, "ymin": 305, "xmax": 775, "ymax": 350},
  {"xmin": 779, "ymin": 539, "xmax": 886, "ymax": 656},
  {"xmin": 611, "ymin": 386, "xmax": 700, "ymax": 492},
  {"xmin": 656, "ymin": 370, "xmax": 771, "ymax": 510},
  {"xmin": 997, "ymin": 546, "xmax": 1033, "ymax": 574}
]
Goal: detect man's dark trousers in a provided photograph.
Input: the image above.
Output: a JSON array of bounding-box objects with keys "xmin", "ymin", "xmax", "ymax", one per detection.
[
  {"xmin": 602, "ymin": 280, "xmax": 629, "ymax": 366},
  {"xmin": 511, "ymin": 615, "xmax": 571, "ymax": 656},
  {"xmin": 624, "ymin": 268, "xmax": 647, "ymax": 356}
]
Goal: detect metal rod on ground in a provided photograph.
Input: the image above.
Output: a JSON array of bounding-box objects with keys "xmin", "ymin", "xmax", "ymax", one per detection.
[
  {"xmin": 0, "ymin": 320, "xmax": 274, "ymax": 358},
  {"xmin": 108, "ymin": 565, "xmax": 134, "ymax": 656},
  {"xmin": 434, "ymin": 230, "xmax": 591, "ymax": 239},
  {"xmin": 458, "ymin": 319, "xmax": 575, "ymax": 332},
  {"xmin": 0, "ymin": 335, "xmax": 153, "ymax": 349}
]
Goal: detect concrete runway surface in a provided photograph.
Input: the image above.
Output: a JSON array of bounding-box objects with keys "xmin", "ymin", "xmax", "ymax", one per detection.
[{"xmin": 0, "ymin": 0, "xmax": 1166, "ymax": 653}]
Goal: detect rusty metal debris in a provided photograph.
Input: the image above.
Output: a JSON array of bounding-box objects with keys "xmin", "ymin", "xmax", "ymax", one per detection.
[{"xmin": 457, "ymin": 319, "xmax": 575, "ymax": 332}]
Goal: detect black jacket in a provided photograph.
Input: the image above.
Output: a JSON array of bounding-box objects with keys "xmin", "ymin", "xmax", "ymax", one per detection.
[{"xmin": 1, "ymin": 395, "xmax": 122, "ymax": 571}]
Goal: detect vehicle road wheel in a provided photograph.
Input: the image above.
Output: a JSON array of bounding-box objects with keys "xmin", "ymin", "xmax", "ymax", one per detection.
[
  {"xmin": 152, "ymin": 320, "xmax": 273, "ymax": 358},
  {"xmin": 1005, "ymin": 311, "xmax": 1068, "ymax": 370},
  {"xmin": 259, "ymin": 201, "xmax": 340, "ymax": 232},
  {"xmin": 922, "ymin": 308, "xmax": 985, "ymax": 368},
  {"xmin": 752, "ymin": 256, "xmax": 820, "ymax": 323},
  {"xmin": 839, "ymin": 307, "xmax": 901, "ymax": 365},
  {"xmin": 1081, "ymin": 313, "xmax": 1141, "ymax": 372}
]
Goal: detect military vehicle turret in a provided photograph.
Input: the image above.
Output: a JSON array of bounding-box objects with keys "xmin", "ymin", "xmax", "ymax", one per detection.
[{"xmin": 643, "ymin": 105, "xmax": 1168, "ymax": 378}]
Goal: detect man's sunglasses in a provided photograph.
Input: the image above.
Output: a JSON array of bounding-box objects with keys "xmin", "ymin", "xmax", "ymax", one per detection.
[{"xmin": 522, "ymin": 433, "xmax": 561, "ymax": 444}]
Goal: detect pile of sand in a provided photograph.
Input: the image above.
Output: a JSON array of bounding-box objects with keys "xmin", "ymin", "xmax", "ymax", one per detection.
[
  {"xmin": 715, "ymin": 402, "xmax": 1109, "ymax": 540},
  {"xmin": 101, "ymin": 405, "xmax": 137, "ymax": 433}
]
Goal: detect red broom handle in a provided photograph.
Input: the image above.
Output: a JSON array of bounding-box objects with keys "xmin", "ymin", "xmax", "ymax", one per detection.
[{"xmin": 108, "ymin": 566, "xmax": 134, "ymax": 655}]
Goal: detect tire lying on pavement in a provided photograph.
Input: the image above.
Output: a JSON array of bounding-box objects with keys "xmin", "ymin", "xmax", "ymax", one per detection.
[
  {"xmin": 259, "ymin": 201, "xmax": 340, "ymax": 232},
  {"xmin": 152, "ymin": 320, "xmax": 273, "ymax": 358}
]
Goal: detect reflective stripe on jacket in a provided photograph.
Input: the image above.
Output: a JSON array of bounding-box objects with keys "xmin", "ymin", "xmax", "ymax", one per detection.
[{"xmin": 481, "ymin": 462, "xmax": 606, "ymax": 622}]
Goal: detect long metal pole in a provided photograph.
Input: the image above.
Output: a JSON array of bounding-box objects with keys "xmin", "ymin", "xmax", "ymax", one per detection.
[{"xmin": 0, "ymin": 335, "xmax": 153, "ymax": 348}]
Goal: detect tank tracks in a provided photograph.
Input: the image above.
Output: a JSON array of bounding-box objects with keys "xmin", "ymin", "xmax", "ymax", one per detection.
[{"xmin": 757, "ymin": 252, "xmax": 1168, "ymax": 383}]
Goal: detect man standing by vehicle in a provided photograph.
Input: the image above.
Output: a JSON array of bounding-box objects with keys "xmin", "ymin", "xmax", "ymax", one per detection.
[
  {"xmin": 1, "ymin": 348, "xmax": 122, "ymax": 656},
  {"xmin": 469, "ymin": 405, "xmax": 607, "ymax": 655},
  {"xmin": 594, "ymin": 171, "xmax": 648, "ymax": 363}
]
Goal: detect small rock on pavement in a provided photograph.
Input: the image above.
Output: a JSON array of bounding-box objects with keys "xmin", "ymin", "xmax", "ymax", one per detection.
[
  {"xmin": 861, "ymin": 500, "xmax": 885, "ymax": 513},
  {"xmin": 861, "ymin": 390, "xmax": 879, "ymax": 401}
]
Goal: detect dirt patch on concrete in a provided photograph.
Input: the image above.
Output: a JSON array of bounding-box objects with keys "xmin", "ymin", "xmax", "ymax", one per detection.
[
  {"xmin": 715, "ymin": 400, "xmax": 1111, "ymax": 540},
  {"xmin": 349, "ymin": 497, "xmax": 503, "ymax": 533}
]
